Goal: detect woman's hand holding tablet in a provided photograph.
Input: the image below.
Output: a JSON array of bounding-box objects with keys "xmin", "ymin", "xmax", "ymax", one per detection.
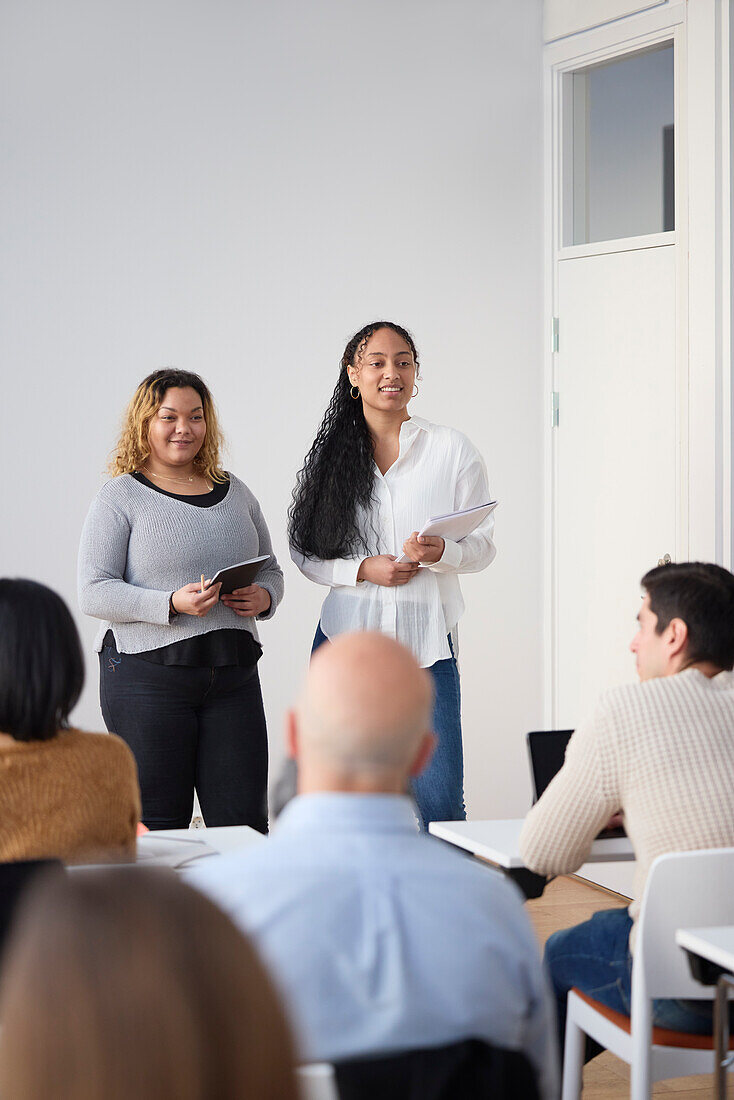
[
  {"xmin": 171, "ymin": 581, "xmax": 222, "ymax": 617},
  {"xmin": 221, "ymin": 585, "xmax": 271, "ymax": 617}
]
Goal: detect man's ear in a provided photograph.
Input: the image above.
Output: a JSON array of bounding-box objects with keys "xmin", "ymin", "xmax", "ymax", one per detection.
[
  {"xmin": 409, "ymin": 732, "xmax": 436, "ymax": 778},
  {"xmin": 666, "ymin": 617, "xmax": 689, "ymax": 660},
  {"xmin": 285, "ymin": 709, "xmax": 299, "ymax": 761}
]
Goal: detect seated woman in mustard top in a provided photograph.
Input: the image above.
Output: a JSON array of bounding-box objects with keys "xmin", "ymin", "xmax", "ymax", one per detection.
[{"xmin": 0, "ymin": 579, "xmax": 140, "ymax": 864}]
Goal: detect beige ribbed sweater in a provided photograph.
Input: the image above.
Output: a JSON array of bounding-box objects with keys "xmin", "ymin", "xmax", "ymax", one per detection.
[
  {"xmin": 0, "ymin": 728, "xmax": 140, "ymax": 864},
  {"xmin": 519, "ymin": 668, "xmax": 734, "ymax": 947}
]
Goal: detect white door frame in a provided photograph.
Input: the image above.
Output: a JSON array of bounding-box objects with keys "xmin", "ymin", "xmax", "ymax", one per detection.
[{"xmin": 542, "ymin": 0, "xmax": 734, "ymax": 724}]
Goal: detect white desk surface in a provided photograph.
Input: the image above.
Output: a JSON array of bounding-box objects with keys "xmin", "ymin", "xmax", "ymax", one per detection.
[
  {"xmin": 68, "ymin": 826, "xmax": 263, "ymax": 873},
  {"xmin": 428, "ymin": 818, "xmax": 634, "ymax": 869},
  {"xmin": 676, "ymin": 927, "xmax": 734, "ymax": 975},
  {"xmin": 140, "ymin": 825, "xmax": 264, "ymax": 855}
]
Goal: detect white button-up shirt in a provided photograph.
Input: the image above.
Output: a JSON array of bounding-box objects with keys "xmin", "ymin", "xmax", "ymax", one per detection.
[{"xmin": 291, "ymin": 417, "xmax": 496, "ymax": 667}]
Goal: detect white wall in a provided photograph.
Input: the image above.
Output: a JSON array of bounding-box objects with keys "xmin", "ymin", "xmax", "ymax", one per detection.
[{"xmin": 0, "ymin": 0, "xmax": 544, "ymax": 818}]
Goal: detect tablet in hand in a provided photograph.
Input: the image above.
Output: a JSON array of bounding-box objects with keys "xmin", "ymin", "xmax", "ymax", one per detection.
[{"xmin": 209, "ymin": 556, "xmax": 269, "ymax": 595}]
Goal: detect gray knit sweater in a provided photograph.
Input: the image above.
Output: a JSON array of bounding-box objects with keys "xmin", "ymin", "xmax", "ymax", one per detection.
[{"xmin": 78, "ymin": 474, "xmax": 284, "ymax": 654}]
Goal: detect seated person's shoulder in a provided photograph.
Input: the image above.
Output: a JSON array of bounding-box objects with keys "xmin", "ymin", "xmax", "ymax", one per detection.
[
  {"xmin": 594, "ymin": 675, "xmax": 671, "ymax": 720},
  {"xmin": 584, "ymin": 674, "xmax": 715, "ymax": 760},
  {"xmin": 61, "ymin": 729, "xmax": 137, "ymax": 770},
  {"xmin": 600, "ymin": 670, "xmax": 710, "ymax": 717}
]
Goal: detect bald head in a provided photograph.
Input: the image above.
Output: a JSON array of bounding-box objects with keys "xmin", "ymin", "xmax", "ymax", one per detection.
[{"xmin": 291, "ymin": 632, "xmax": 434, "ymax": 791}]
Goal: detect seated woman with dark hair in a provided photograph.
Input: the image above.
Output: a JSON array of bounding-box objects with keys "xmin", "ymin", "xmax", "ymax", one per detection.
[
  {"xmin": 0, "ymin": 579, "xmax": 140, "ymax": 863},
  {"xmin": 0, "ymin": 869, "xmax": 300, "ymax": 1100}
]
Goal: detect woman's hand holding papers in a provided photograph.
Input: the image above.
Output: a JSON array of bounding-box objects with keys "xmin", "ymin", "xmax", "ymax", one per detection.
[
  {"xmin": 401, "ymin": 533, "xmax": 445, "ymax": 565},
  {"xmin": 356, "ymin": 556, "xmax": 420, "ymax": 587}
]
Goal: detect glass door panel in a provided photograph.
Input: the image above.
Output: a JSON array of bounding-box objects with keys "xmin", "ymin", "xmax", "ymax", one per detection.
[{"xmin": 564, "ymin": 42, "xmax": 674, "ymax": 246}]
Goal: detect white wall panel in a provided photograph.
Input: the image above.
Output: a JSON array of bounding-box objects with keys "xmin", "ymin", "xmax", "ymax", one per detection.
[
  {"xmin": 544, "ymin": 0, "xmax": 667, "ymax": 43},
  {"xmin": 0, "ymin": 0, "xmax": 545, "ymax": 820}
]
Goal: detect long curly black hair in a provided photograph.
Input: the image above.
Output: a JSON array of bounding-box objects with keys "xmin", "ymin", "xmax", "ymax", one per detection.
[{"xmin": 288, "ymin": 321, "xmax": 420, "ymax": 560}]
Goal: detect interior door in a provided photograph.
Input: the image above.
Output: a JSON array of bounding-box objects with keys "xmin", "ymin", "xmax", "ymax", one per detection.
[
  {"xmin": 554, "ymin": 242, "xmax": 677, "ymax": 894},
  {"xmin": 555, "ymin": 243, "xmax": 677, "ymax": 726}
]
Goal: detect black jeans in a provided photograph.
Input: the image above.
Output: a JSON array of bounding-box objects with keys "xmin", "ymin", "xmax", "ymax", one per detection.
[{"xmin": 99, "ymin": 645, "xmax": 268, "ymax": 832}]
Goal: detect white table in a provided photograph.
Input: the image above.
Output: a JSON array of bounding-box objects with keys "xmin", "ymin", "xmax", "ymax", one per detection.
[
  {"xmin": 141, "ymin": 825, "xmax": 264, "ymax": 855},
  {"xmin": 135, "ymin": 825, "xmax": 265, "ymax": 867},
  {"xmin": 676, "ymin": 926, "xmax": 734, "ymax": 1100},
  {"xmin": 428, "ymin": 818, "xmax": 634, "ymax": 867},
  {"xmin": 428, "ymin": 818, "xmax": 634, "ymax": 899},
  {"xmin": 69, "ymin": 826, "xmax": 265, "ymax": 873}
]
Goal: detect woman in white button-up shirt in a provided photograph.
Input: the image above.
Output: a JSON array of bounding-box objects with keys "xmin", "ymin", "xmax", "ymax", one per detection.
[{"xmin": 289, "ymin": 321, "xmax": 496, "ymax": 827}]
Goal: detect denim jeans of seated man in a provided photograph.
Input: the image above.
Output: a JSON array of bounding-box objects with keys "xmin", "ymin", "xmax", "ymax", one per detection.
[
  {"xmin": 546, "ymin": 906, "xmax": 732, "ymax": 1063},
  {"xmin": 310, "ymin": 623, "xmax": 465, "ymax": 831}
]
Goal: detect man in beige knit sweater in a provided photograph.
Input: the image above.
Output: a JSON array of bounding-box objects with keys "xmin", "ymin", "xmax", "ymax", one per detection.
[{"xmin": 519, "ymin": 561, "xmax": 734, "ymax": 1051}]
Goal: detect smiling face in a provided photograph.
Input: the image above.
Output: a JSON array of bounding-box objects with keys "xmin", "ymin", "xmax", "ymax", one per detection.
[
  {"xmin": 347, "ymin": 327, "xmax": 417, "ymax": 416},
  {"xmin": 147, "ymin": 386, "xmax": 207, "ymax": 468}
]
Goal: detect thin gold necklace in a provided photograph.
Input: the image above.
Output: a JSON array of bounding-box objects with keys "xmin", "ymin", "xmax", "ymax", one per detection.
[{"xmin": 142, "ymin": 467, "xmax": 211, "ymax": 490}]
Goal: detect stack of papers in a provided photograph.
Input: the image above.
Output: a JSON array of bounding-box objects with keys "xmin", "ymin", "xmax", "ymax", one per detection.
[{"xmin": 396, "ymin": 501, "xmax": 497, "ymax": 563}]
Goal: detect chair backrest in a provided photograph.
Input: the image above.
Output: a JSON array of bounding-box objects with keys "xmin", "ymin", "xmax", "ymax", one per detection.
[
  {"xmin": 634, "ymin": 847, "xmax": 734, "ymax": 1002},
  {"xmin": 334, "ymin": 1039, "xmax": 540, "ymax": 1100}
]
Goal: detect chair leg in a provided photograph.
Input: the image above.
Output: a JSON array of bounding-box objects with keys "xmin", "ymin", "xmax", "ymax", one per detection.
[
  {"xmin": 630, "ymin": 998, "xmax": 652, "ymax": 1100},
  {"xmin": 561, "ymin": 1016, "xmax": 585, "ymax": 1100},
  {"xmin": 630, "ymin": 1056, "xmax": 651, "ymax": 1100}
]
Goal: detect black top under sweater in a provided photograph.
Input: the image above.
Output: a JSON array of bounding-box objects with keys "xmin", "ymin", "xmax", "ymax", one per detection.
[{"xmin": 101, "ymin": 473, "xmax": 262, "ymax": 669}]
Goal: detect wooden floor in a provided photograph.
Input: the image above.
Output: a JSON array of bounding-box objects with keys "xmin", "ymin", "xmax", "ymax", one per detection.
[{"xmin": 526, "ymin": 875, "xmax": 732, "ymax": 1098}]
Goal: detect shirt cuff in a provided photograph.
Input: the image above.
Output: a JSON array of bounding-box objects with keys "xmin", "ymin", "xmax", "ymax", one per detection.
[
  {"xmin": 429, "ymin": 539, "xmax": 462, "ymax": 573},
  {"xmin": 331, "ymin": 557, "xmax": 365, "ymax": 587},
  {"xmin": 150, "ymin": 589, "xmax": 177, "ymax": 625}
]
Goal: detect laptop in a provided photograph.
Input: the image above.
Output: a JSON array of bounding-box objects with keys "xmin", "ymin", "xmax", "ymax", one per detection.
[{"xmin": 526, "ymin": 729, "xmax": 626, "ymax": 839}]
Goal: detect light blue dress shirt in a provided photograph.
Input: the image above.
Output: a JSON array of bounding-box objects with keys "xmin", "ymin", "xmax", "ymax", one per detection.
[{"xmin": 187, "ymin": 794, "xmax": 558, "ymax": 1099}]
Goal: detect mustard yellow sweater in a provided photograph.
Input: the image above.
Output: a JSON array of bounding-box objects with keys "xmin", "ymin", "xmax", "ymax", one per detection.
[{"xmin": 0, "ymin": 728, "xmax": 140, "ymax": 864}]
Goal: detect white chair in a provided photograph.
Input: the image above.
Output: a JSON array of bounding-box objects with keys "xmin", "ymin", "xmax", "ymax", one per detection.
[
  {"xmin": 295, "ymin": 1062, "xmax": 339, "ymax": 1100},
  {"xmin": 562, "ymin": 847, "xmax": 734, "ymax": 1100}
]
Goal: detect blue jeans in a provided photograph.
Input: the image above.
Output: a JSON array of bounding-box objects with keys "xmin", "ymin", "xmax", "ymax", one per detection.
[
  {"xmin": 311, "ymin": 624, "xmax": 465, "ymax": 830},
  {"xmin": 546, "ymin": 907, "xmax": 727, "ymax": 1061}
]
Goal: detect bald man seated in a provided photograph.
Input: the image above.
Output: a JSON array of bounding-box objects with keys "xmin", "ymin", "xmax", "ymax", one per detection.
[{"xmin": 188, "ymin": 632, "xmax": 556, "ymax": 1097}]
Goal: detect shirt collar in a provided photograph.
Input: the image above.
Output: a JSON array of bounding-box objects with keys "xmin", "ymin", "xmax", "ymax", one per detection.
[
  {"xmin": 274, "ymin": 792, "xmax": 420, "ymax": 836},
  {"xmin": 401, "ymin": 415, "xmax": 430, "ymax": 436}
]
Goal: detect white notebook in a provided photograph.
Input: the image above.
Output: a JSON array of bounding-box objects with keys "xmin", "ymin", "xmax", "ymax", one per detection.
[{"xmin": 395, "ymin": 501, "xmax": 497, "ymax": 563}]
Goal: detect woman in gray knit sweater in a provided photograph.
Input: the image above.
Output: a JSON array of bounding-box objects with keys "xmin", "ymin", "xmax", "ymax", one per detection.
[{"xmin": 78, "ymin": 369, "xmax": 283, "ymax": 832}]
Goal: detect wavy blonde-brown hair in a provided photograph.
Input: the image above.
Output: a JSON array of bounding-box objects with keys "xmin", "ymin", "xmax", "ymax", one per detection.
[{"xmin": 109, "ymin": 369, "xmax": 227, "ymax": 483}]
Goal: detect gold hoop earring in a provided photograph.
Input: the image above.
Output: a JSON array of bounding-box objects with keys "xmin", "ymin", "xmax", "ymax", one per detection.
[
  {"xmin": 350, "ymin": 385, "xmax": 360, "ymax": 400},
  {"xmin": 412, "ymin": 384, "xmax": 420, "ymax": 398}
]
